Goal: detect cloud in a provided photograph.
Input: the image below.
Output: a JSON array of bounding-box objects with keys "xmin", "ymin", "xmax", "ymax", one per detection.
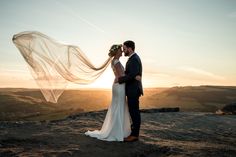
[
  {"xmin": 54, "ymin": 0, "xmax": 105, "ymax": 33},
  {"xmin": 177, "ymin": 66, "xmax": 225, "ymax": 80},
  {"xmin": 146, "ymin": 72, "xmax": 171, "ymax": 78}
]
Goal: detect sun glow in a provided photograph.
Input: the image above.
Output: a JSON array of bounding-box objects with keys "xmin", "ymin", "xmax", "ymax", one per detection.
[{"xmin": 67, "ymin": 68, "xmax": 114, "ymax": 89}]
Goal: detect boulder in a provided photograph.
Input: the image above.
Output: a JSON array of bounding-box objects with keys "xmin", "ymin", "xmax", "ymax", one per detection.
[
  {"xmin": 141, "ymin": 107, "xmax": 180, "ymax": 113},
  {"xmin": 216, "ymin": 102, "xmax": 236, "ymax": 115}
]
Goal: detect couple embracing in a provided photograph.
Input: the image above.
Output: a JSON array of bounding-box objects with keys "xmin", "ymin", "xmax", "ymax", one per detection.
[{"xmin": 85, "ymin": 40, "xmax": 143, "ymax": 142}]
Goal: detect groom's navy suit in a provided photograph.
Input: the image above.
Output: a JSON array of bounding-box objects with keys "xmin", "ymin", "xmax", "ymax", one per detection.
[{"xmin": 118, "ymin": 53, "xmax": 143, "ymax": 137}]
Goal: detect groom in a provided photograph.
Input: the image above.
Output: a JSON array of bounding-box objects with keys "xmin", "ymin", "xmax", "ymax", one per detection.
[{"xmin": 117, "ymin": 40, "xmax": 143, "ymax": 142}]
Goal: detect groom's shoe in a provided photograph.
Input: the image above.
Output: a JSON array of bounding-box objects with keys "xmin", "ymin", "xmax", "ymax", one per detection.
[{"xmin": 124, "ymin": 136, "xmax": 139, "ymax": 142}]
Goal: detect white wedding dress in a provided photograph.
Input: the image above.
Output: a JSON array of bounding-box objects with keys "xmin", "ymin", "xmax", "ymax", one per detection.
[{"xmin": 85, "ymin": 59, "xmax": 131, "ymax": 141}]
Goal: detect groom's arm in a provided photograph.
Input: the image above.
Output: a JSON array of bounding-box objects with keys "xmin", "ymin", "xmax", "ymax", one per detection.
[{"xmin": 118, "ymin": 59, "xmax": 139, "ymax": 84}]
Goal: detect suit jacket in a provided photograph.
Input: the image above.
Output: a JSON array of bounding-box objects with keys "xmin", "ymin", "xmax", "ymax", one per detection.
[{"xmin": 118, "ymin": 53, "xmax": 143, "ymax": 97}]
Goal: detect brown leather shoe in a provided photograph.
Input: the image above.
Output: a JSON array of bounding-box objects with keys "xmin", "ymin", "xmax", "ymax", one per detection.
[
  {"xmin": 124, "ymin": 136, "xmax": 139, "ymax": 142},
  {"xmin": 124, "ymin": 136, "xmax": 131, "ymax": 141}
]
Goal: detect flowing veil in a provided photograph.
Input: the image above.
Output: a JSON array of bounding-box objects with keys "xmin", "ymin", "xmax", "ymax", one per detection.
[{"xmin": 13, "ymin": 31, "xmax": 112, "ymax": 103}]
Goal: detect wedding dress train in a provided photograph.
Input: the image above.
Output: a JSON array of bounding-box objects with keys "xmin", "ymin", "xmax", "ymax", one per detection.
[{"xmin": 85, "ymin": 83, "xmax": 131, "ymax": 141}]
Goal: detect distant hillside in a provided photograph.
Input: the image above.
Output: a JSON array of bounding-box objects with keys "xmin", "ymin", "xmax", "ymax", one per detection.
[
  {"xmin": 142, "ymin": 86, "xmax": 236, "ymax": 112},
  {"xmin": 0, "ymin": 88, "xmax": 111, "ymax": 120},
  {"xmin": 0, "ymin": 86, "xmax": 236, "ymax": 120}
]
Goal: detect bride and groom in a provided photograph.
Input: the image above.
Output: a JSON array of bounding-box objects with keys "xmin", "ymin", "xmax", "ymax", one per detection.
[
  {"xmin": 85, "ymin": 40, "xmax": 143, "ymax": 142},
  {"xmin": 12, "ymin": 32, "xmax": 142, "ymax": 142}
]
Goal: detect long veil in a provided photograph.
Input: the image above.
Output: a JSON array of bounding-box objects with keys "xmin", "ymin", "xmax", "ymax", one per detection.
[{"xmin": 13, "ymin": 31, "xmax": 112, "ymax": 103}]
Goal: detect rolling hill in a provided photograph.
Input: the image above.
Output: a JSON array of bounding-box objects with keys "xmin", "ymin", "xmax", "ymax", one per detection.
[{"xmin": 0, "ymin": 86, "xmax": 236, "ymax": 120}]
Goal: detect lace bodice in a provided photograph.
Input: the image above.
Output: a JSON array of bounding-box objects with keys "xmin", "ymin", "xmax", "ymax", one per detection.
[
  {"xmin": 111, "ymin": 59, "xmax": 124, "ymax": 77},
  {"xmin": 111, "ymin": 59, "xmax": 119, "ymax": 68}
]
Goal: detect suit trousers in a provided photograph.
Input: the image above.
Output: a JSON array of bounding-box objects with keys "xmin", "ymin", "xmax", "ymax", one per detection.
[{"xmin": 127, "ymin": 96, "xmax": 141, "ymax": 137}]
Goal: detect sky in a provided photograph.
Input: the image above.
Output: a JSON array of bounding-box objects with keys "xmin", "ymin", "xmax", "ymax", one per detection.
[{"xmin": 0, "ymin": 0, "xmax": 236, "ymax": 89}]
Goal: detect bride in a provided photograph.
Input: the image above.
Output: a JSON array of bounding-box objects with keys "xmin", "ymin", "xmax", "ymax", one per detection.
[{"xmin": 85, "ymin": 44, "xmax": 140, "ymax": 141}]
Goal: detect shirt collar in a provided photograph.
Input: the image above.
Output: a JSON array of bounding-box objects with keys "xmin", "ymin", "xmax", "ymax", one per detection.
[{"xmin": 129, "ymin": 52, "xmax": 136, "ymax": 58}]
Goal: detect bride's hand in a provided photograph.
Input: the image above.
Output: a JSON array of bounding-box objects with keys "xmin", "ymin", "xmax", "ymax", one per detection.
[{"xmin": 135, "ymin": 75, "xmax": 141, "ymax": 81}]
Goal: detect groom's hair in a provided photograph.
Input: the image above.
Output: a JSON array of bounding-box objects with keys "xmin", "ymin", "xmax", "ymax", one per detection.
[{"xmin": 124, "ymin": 40, "xmax": 135, "ymax": 51}]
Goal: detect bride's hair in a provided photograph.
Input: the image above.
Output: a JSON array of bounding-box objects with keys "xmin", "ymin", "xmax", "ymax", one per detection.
[{"xmin": 108, "ymin": 44, "xmax": 122, "ymax": 57}]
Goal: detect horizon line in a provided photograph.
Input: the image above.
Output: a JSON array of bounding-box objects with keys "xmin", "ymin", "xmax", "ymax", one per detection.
[{"xmin": 0, "ymin": 85, "xmax": 236, "ymax": 90}]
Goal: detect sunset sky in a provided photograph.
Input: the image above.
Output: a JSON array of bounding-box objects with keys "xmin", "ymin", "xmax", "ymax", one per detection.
[{"xmin": 0, "ymin": 0, "xmax": 236, "ymax": 89}]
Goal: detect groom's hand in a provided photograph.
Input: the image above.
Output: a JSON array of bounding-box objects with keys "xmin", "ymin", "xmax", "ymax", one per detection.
[{"xmin": 115, "ymin": 78, "xmax": 118, "ymax": 83}]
